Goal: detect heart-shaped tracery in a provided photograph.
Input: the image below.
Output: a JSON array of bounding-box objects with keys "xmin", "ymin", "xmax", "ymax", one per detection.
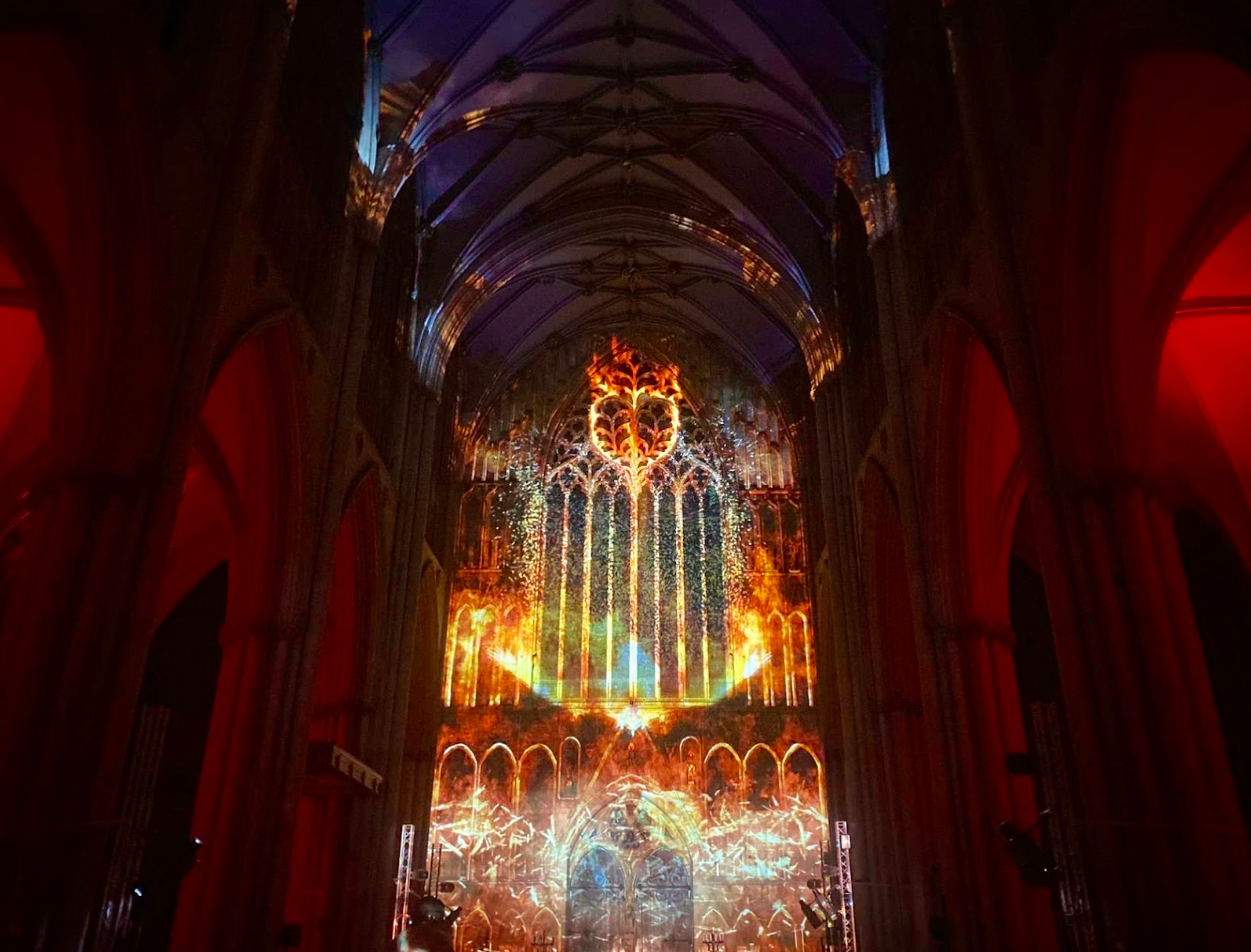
[{"xmin": 588, "ymin": 342, "xmax": 682, "ymax": 492}]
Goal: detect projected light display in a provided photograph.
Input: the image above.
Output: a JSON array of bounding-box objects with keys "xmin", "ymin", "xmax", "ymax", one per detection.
[{"xmin": 431, "ymin": 338, "xmax": 828, "ymax": 952}]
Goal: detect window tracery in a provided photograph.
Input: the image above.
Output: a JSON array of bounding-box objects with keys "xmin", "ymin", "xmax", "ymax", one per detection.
[{"xmin": 430, "ymin": 337, "xmax": 827, "ymax": 952}]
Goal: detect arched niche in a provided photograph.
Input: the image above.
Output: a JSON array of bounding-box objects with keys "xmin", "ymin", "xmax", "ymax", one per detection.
[
  {"xmin": 517, "ymin": 745, "xmax": 557, "ymax": 878},
  {"xmin": 473, "ymin": 605, "xmax": 500, "ymax": 706},
  {"xmin": 732, "ymin": 909, "xmax": 762, "ymax": 952},
  {"xmin": 559, "ymin": 737, "xmax": 581, "ymax": 801},
  {"xmin": 529, "ymin": 906, "xmax": 561, "ymax": 949},
  {"xmin": 434, "ymin": 744, "xmax": 479, "ymax": 884},
  {"xmin": 457, "ymin": 906, "xmax": 492, "ymax": 952},
  {"xmin": 781, "ymin": 744, "xmax": 823, "ymax": 813},
  {"xmin": 787, "ymin": 612, "xmax": 811, "ymax": 707},
  {"xmin": 679, "ymin": 736, "xmax": 702, "ymax": 796},
  {"xmin": 703, "ymin": 743, "xmax": 743, "ymax": 823},
  {"xmin": 763, "ymin": 909, "xmax": 797, "ymax": 952},
  {"xmin": 765, "ymin": 610, "xmax": 787, "ymax": 706},
  {"xmin": 743, "ymin": 744, "xmax": 781, "ymax": 812},
  {"xmin": 477, "ymin": 742, "xmax": 519, "ymax": 885}
]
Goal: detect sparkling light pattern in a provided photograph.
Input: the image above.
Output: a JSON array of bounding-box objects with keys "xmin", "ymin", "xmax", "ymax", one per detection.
[{"xmin": 432, "ymin": 339, "xmax": 826, "ymax": 952}]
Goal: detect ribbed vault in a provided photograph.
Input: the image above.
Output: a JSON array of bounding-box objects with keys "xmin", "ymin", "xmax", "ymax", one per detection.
[{"xmin": 370, "ymin": 0, "xmax": 883, "ymax": 398}]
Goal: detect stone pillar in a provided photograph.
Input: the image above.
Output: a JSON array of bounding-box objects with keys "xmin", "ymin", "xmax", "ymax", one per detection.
[
  {"xmin": 933, "ymin": 620, "xmax": 1057, "ymax": 952},
  {"xmin": 169, "ymin": 618, "xmax": 315, "ymax": 950},
  {"xmin": 1047, "ymin": 483, "xmax": 1251, "ymax": 948},
  {"xmin": 0, "ymin": 464, "xmax": 188, "ymax": 951},
  {"xmin": 358, "ymin": 382, "xmax": 443, "ymax": 948},
  {"xmin": 397, "ymin": 389, "xmax": 447, "ymax": 845},
  {"xmin": 289, "ymin": 225, "xmax": 390, "ymax": 952},
  {"xmin": 812, "ymin": 382, "xmax": 928, "ymax": 952},
  {"xmin": 242, "ymin": 223, "xmax": 387, "ymax": 951}
]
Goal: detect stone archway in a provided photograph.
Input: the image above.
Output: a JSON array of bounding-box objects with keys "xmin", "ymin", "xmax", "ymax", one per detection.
[{"xmin": 565, "ymin": 795, "xmax": 693, "ymax": 952}]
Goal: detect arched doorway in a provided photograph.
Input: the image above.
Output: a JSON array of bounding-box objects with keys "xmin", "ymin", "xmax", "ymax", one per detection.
[
  {"xmin": 633, "ymin": 848, "xmax": 693, "ymax": 952},
  {"xmin": 566, "ymin": 795, "xmax": 693, "ymax": 952},
  {"xmin": 567, "ymin": 847, "xmax": 625, "ymax": 952}
]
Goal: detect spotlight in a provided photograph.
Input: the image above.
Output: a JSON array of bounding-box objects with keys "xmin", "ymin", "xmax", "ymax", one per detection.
[{"xmin": 798, "ymin": 898, "xmax": 825, "ymax": 930}]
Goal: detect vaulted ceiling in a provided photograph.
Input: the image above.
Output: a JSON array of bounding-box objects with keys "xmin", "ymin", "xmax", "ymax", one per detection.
[{"xmin": 370, "ymin": 0, "xmax": 883, "ymax": 399}]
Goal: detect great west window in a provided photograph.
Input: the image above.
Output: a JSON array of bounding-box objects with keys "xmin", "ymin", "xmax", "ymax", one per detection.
[{"xmin": 431, "ymin": 338, "xmax": 828, "ymax": 952}]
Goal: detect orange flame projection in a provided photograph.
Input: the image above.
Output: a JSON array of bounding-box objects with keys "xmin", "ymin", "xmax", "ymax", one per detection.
[
  {"xmin": 587, "ymin": 341, "xmax": 683, "ymax": 495},
  {"xmin": 429, "ymin": 341, "xmax": 825, "ymax": 952},
  {"xmin": 728, "ymin": 552, "xmax": 813, "ymax": 707}
]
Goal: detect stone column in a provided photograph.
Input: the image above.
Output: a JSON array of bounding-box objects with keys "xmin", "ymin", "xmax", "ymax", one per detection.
[
  {"xmin": 0, "ymin": 464, "xmax": 189, "ymax": 951},
  {"xmin": 933, "ymin": 620, "xmax": 1057, "ymax": 952},
  {"xmin": 355, "ymin": 381, "xmax": 443, "ymax": 947},
  {"xmin": 1047, "ymin": 483, "xmax": 1251, "ymax": 948},
  {"xmin": 171, "ymin": 618, "xmax": 315, "ymax": 950},
  {"xmin": 812, "ymin": 382, "xmax": 927, "ymax": 952}
]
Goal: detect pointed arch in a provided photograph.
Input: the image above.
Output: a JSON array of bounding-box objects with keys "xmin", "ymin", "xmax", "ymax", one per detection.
[
  {"xmin": 703, "ymin": 742, "xmax": 744, "ymax": 822},
  {"xmin": 733, "ymin": 909, "xmax": 763, "ymax": 952},
  {"xmin": 458, "ymin": 906, "xmax": 492, "ymax": 952},
  {"xmin": 743, "ymin": 744, "xmax": 782, "ymax": 812},
  {"xmin": 781, "ymin": 743, "xmax": 825, "ymax": 813},
  {"xmin": 529, "ymin": 907, "xmax": 562, "ymax": 948},
  {"xmin": 764, "ymin": 909, "xmax": 798, "ymax": 952}
]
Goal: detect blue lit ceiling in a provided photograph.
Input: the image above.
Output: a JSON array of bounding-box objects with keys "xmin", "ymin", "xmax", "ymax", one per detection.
[{"xmin": 369, "ymin": 0, "xmax": 883, "ymax": 397}]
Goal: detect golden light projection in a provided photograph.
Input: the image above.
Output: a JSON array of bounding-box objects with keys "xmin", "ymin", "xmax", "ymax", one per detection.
[
  {"xmin": 429, "ymin": 339, "xmax": 829, "ymax": 952},
  {"xmin": 588, "ymin": 342, "xmax": 683, "ymax": 493}
]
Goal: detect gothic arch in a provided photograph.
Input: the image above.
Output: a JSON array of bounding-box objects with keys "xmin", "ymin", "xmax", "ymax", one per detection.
[
  {"xmin": 781, "ymin": 744, "xmax": 824, "ymax": 813},
  {"xmin": 732, "ymin": 909, "xmax": 762, "ymax": 952},
  {"xmin": 480, "ymin": 743, "xmax": 519, "ymax": 883},
  {"xmin": 742, "ymin": 744, "xmax": 782, "ymax": 811},
  {"xmin": 703, "ymin": 743, "xmax": 744, "ymax": 822},
  {"xmin": 916, "ymin": 316, "xmax": 1059, "ymax": 949},
  {"xmin": 1037, "ymin": 42, "xmax": 1251, "ymax": 478},
  {"xmin": 282, "ymin": 466, "xmax": 386, "ymax": 947},
  {"xmin": 481, "ymin": 743, "xmax": 519, "ymax": 809},
  {"xmin": 1153, "ymin": 212, "xmax": 1251, "ymax": 566},
  {"xmin": 529, "ymin": 907, "xmax": 561, "ymax": 947},
  {"xmin": 458, "ymin": 906, "xmax": 492, "ymax": 952},
  {"xmin": 920, "ymin": 315, "xmax": 1027, "ymax": 628},
  {"xmin": 763, "ymin": 909, "xmax": 798, "ymax": 952},
  {"xmin": 1150, "ymin": 181, "xmax": 1251, "ymax": 838},
  {"xmin": 142, "ymin": 311, "xmax": 329, "ymax": 952}
]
